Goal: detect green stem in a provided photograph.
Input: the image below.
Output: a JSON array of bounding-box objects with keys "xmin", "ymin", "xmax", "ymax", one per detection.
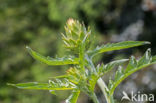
[
  {"xmin": 90, "ymin": 92, "xmax": 100, "ymax": 103},
  {"xmin": 107, "ymin": 94, "xmax": 115, "ymax": 103},
  {"xmin": 97, "ymin": 78, "xmax": 111, "ymax": 103},
  {"xmin": 86, "ymin": 55, "xmax": 114, "ymax": 103},
  {"xmin": 110, "ymin": 63, "xmax": 153, "ymax": 95}
]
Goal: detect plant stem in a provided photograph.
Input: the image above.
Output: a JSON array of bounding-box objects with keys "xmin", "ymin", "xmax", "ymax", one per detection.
[
  {"xmin": 97, "ymin": 78, "xmax": 115, "ymax": 103},
  {"xmin": 97, "ymin": 78, "xmax": 109, "ymax": 103},
  {"xmin": 108, "ymin": 95, "xmax": 115, "ymax": 103},
  {"xmin": 90, "ymin": 92, "xmax": 100, "ymax": 103},
  {"xmin": 86, "ymin": 55, "xmax": 114, "ymax": 103}
]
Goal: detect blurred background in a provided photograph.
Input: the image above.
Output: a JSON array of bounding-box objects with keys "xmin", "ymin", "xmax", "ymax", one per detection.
[{"xmin": 0, "ymin": 0, "xmax": 156, "ymax": 103}]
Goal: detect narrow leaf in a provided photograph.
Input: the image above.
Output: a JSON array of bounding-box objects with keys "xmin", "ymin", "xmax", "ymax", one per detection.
[
  {"xmin": 88, "ymin": 41, "xmax": 150, "ymax": 57},
  {"xmin": 88, "ymin": 72, "xmax": 99, "ymax": 91},
  {"xmin": 125, "ymin": 56, "xmax": 137, "ymax": 73},
  {"xmin": 109, "ymin": 49, "xmax": 156, "ymax": 95},
  {"xmin": 48, "ymin": 79, "xmax": 76, "ymax": 90},
  {"xmin": 114, "ymin": 66, "xmax": 124, "ymax": 81},
  {"xmin": 26, "ymin": 46, "xmax": 79, "ymax": 65},
  {"xmin": 108, "ymin": 79, "xmax": 113, "ymax": 90},
  {"xmin": 97, "ymin": 59, "xmax": 128, "ymax": 77},
  {"xmin": 137, "ymin": 48, "xmax": 151, "ymax": 67},
  {"xmin": 8, "ymin": 80, "xmax": 75, "ymax": 90},
  {"xmin": 8, "ymin": 82, "xmax": 50, "ymax": 90}
]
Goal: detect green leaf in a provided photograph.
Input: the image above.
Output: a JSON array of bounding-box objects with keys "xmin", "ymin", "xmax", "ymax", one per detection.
[
  {"xmin": 109, "ymin": 49, "xmax": 156, "ymax": 95},
  {"xmin": 66, "ymin": 89, "xmax": 80, "ymax": 103},
  {"xmin": 87, "ymin": 71, "xmax": 99, "ymax": 92},
  {"xmin": 125, "ymin": 56, "xmax": 137, "ymax": 73},
  {"xmin": 8, "ymin": 79, "xmax": 76, "ymax": 90},
  {"xmin": 108, "ymin": 79, "xmax": 113, "ymax": 90},
  {"xmin": 137, "ymin": 48, "xmax": 151, "ymax": 67},
  {"xmin": 96, "ymin": 59, "xmax": 128, "ymax": 77},
  {"xmin": 88, "ymin": 41, "xmax": 150, "ymax": 57},
  {"xmin": 8, "ymin": 82, "xmax": 51, "ymax": 90},
  {"xmin": 66, "ymin": 67, "xmax": 82, "ymax": 84},
  {"xmin": 114, "ymin": 66, "xmax": 124, "ymax": 81},
  {"xmin": 26, "ymin": 46, "xmax": 79, "ymax": 65},
  {"xmin": 86, "ymin": 59, "xmax": 128, "ymax": 92},
  {"xmin": 48, "ymin": 79, "xmax": 76, "ymax": 90}
]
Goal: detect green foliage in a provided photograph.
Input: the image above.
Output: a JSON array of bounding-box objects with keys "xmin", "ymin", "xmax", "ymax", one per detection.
[
  {"xmin": 96, "ymin": 59, "xmax": 129, "ymax": 77},
  {"xmin": 88, "ymin": 41, "xmax": 150, "ymax": 57},
  {"xmin": 66, "ymin": 90, "xmax": 80, "ymax": 103},
  {"xmin": 1, "ymin": 0, "xmax": 110, "ymax": 102},
  {"xmin": 108, "ymin": 49, "xmax": 156, "ymax": 95},
  {"xmin": 9, "ymin": 19, "xmax": 156, "ymax": 103},
  {"xmin": 26, "ymin": 46, "xmax": 79, "ymax": 65},
  {"xmin": 8, "ymin": 79, "xmax": 75, "ymax": 90}
]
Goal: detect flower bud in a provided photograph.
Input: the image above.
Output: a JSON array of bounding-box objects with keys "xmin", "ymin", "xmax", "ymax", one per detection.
[{"xmin": 62, "ymin": 18, "xmax": 91, "ymax": 53}]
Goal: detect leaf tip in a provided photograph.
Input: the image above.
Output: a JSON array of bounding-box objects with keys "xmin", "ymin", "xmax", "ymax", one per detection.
[
  {"xmin": 7, "ymin": 83, "xmax": 15, "ymax": 86},
  {"xmin": 144, "ymin": 41, "xmax": 151, "ymax": 45},
  {"xmin": 26, "ymin": 46, "xmax": 33, "ymax": 54},
  {"xmin": 26, "ymin": 46, "xmax": 31, "ymax": 50}
]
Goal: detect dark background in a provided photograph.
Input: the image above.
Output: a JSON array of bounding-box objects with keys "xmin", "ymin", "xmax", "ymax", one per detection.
[{"xmin": 0, "ymin": 0, "xmax": 156, "ymax": 103}]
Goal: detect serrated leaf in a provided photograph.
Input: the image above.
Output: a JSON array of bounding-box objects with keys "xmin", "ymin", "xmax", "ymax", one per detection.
[
  {"xmin": 125, "ymin": 56, "xmax": 137, "ymax": 73},
  {"xmin": 8, "ymin": 82, "xmax": 74, "ymax": 90},
  {"xmin": 8, "ymin": 82, "xmax": 50, "ymax": 90},
  {"xmin": 86, "ymin": 59, "xmax": 128, "ymax": 93},
  {"xmin": 49, "ymin": 74, "xmax": 79, "ymax": 86},
  {"xmin": 97, "ymin": 59, "xmax": 128, "ymax": 77},
  {"xmin": 8, "ymin": 78, "xmax": 76, "ymax": 91},
  {"xmin": 88, "ymin": 41, "xmax": 150, "ymax": 57},
  {"xmin": 108, "ymin": 79, "xmax": 113, "ymax": 90},
  {"xmin": 48, "ymin": 79, "xmax": 76, "ymax": 90},
  {"xmin": 26, "ymin": 46, "xmax": 79, "ymax": 65},
  {"xmin": 87, "ymin": 72, "xmax": 99, "ymax": 92},
  {"xmin": 114, "ymin": 66, "xmax": 124, "ymax": 81},
  {"xmin": 109, "ymin": 49, "xmax": 156, "ymax": 95},
  {"xmin": 66, "ymin": 67, "xmax": 87, "ymax": 85},
  {"xmin": 137, "ymin": 48, "xmax": 151, "ymax": 67},
  {"xmin": 66, "ymin": 89, "xmax": 80, "ymax": 103}
]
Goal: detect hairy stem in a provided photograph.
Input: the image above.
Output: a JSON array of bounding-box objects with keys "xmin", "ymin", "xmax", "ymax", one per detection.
[
  {"xmin": 86, "ymin": 55, "xmax": 113, "ymax": 103},
  {"xmin": 97, "ymin": 78, "xmax": 111, "ymax": 103}
]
